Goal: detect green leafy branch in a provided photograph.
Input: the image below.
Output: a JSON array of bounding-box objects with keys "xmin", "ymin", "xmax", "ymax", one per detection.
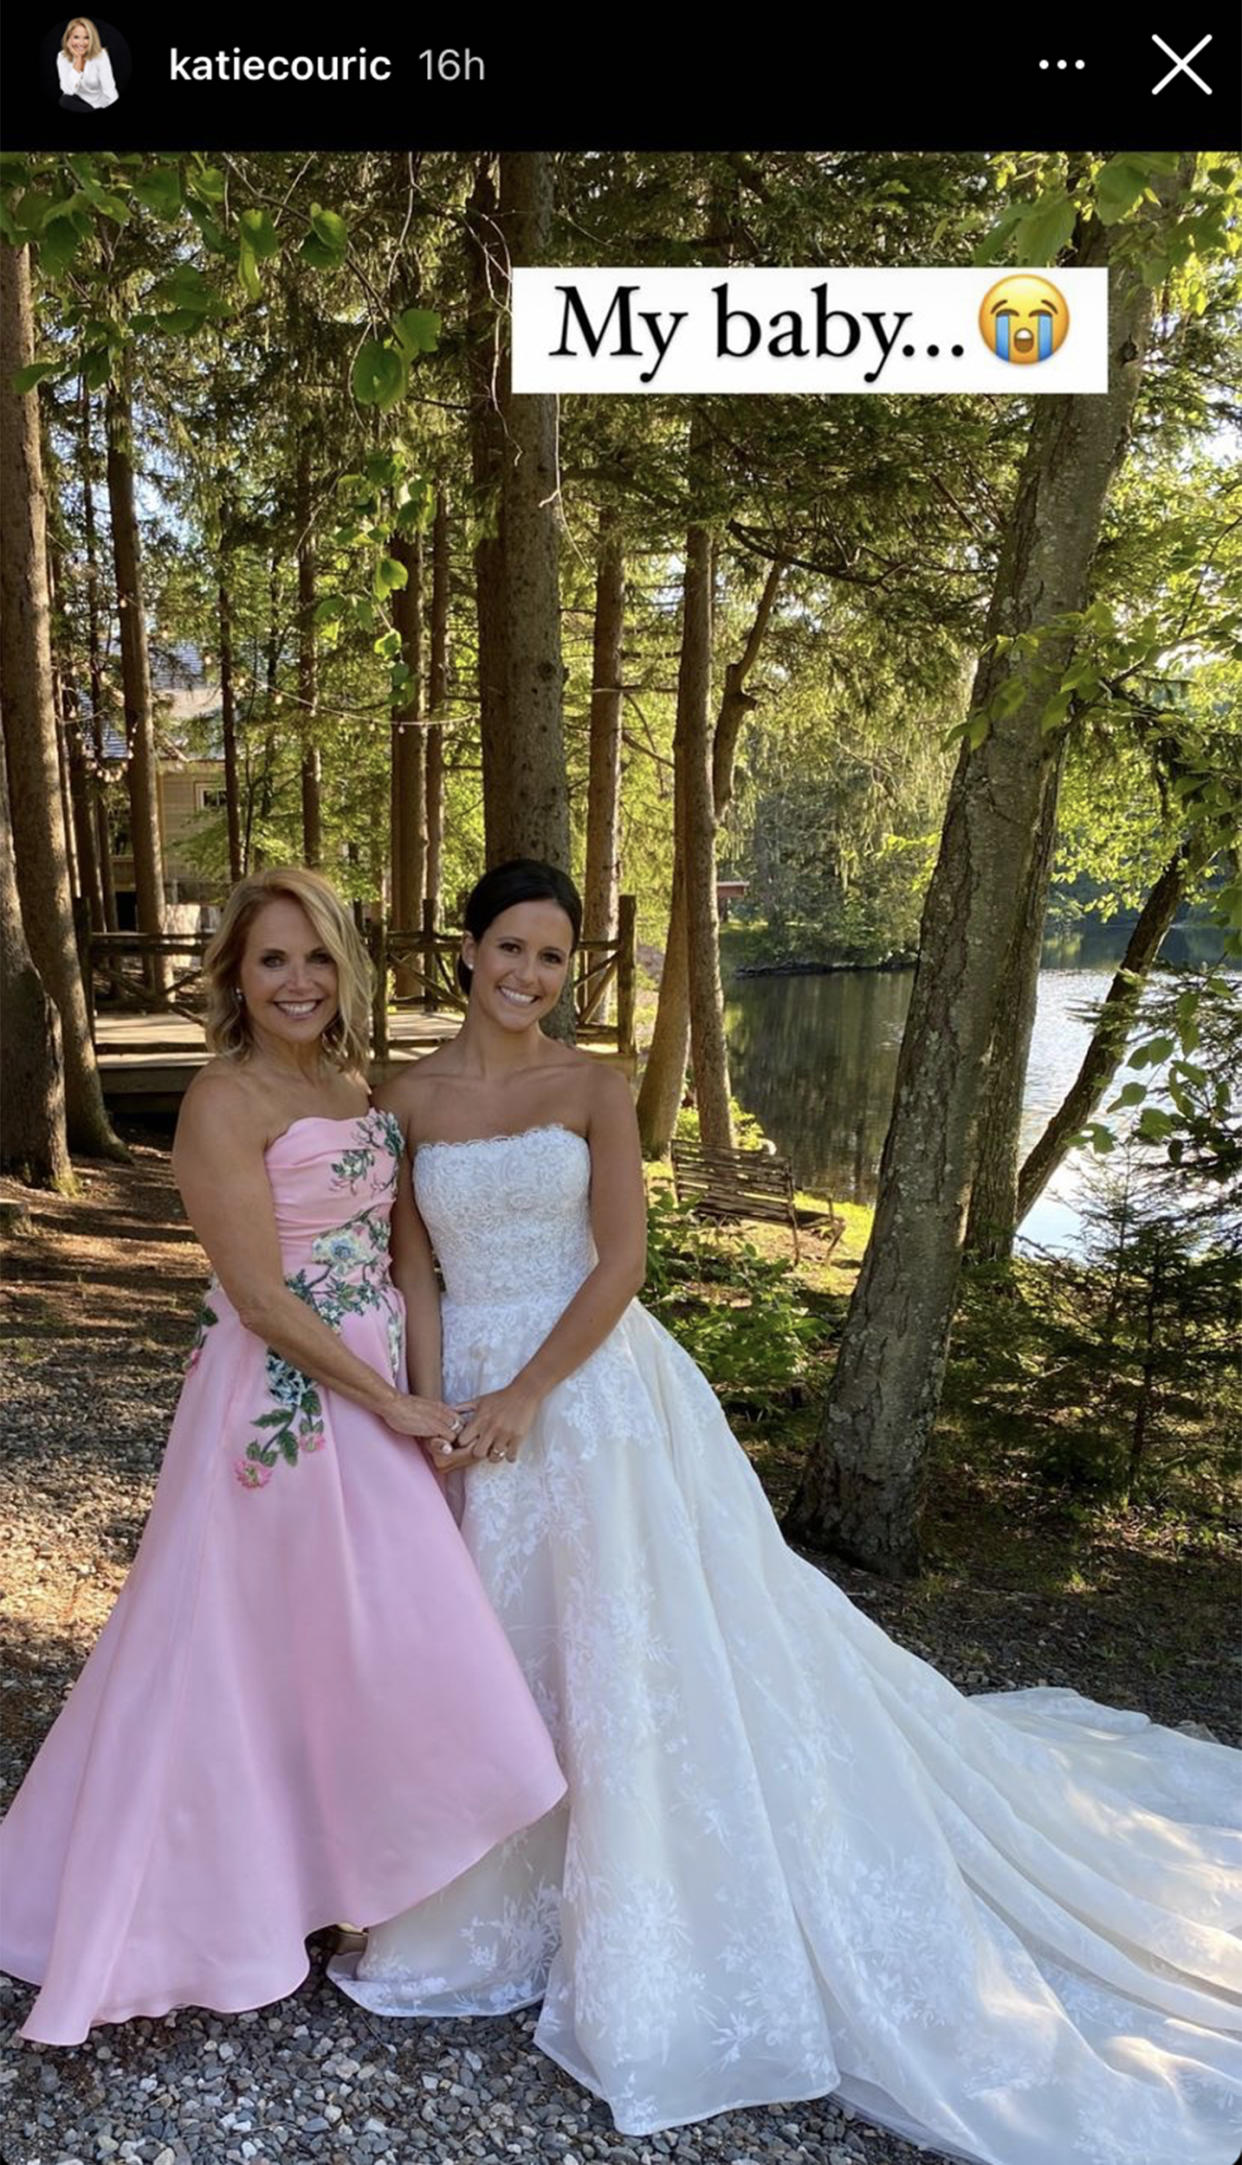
[
  {"xmin": 313, "ymin": 447, "xmax": 439, "ymax": 708},
  {"xmin": 976, "ymin": 153, "xmax": 1238, "ymax": 299}
]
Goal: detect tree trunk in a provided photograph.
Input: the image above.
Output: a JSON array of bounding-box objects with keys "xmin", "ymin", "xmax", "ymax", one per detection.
[
  {"xmin": 680, "ymin": 519, "xmax": 733, "ymax": 1152},
  {"xmin": 784, "ymin": 208, "xmax": 1162, "ymax": 1577},
  {"xmin": 584, "ymin": 509, "xmax": 625, "ymax": 995},
  {"xmin": 63, "ymin": 691, "xmax": 103, "ymax": 930},
  {"xmin": 390, "ymin": 532, "xmax": 426, "ymax": 1002},
  {"xmin": 660, "ymin": 174, "xmax": 738, "ymax": 1147},
  {"xmin": 636, "ymin": 556, "xmax": 781, "ymax": 1157},
  {"xmin": 54, "ymin": 685, "xmax": 79, "ymax": 896},
  {"xmin": 426, "ymin": 489, "xmax": 449, "ymax": 914},
  {"xmin": 51, "ymin": 548, "xmax": 104, "ymax": 933},
  {"xmin": 1, "ymin": 243, "xmax": 124, "ymax": 1159},
  {"xmin": 0, "ymin": 706, "xmax": 71, "ymax": 1189},
  {"xmin": 40, "ymin": 409, "xmax": 77, "ymax": 905},
  {"xmin": 964, "ymin": 742, "xmax": 1067, "ymax": 1259},
  {"xmin": 296, "ymin": 433, "xmax": 321, "ymax": 866},
  {"xmin": 466, "ymin": 158, "xmax": 511, "ymax": 865},
  {"xmin": 1126, "ymin": 1253, "xmax": 1163, "ymax": 1503},
  {"xmin": 498, "ymin": 152, "xmax": 570, "ymax": 879},
  {"xmin": 105, "ymin": 358, "xmax": 167, "ymax": 989},
  {"xmin": 390, "ymin": 531, "xmax": 426, "ymax": 931},
  {"xmin": 636, "ymin": 861, "xmax": 691, "ymax": 1155},
  {"xmin": 251, "ymin": 552, "xmax": 282, "ymax": 864},
  {"xmin": 80, "ymin": 380, "xmax": 117, "ymax": 930},
  {"xmin": 43, "ymin": 465, "xmax": 103, "ymax": 927},
  {"xmin": 713, "ymin": 559, "xmax": 782, "ymax": 817},
  {"xmin": 1016, "ymin": 845, "xmax": 1194, "ymax": 1222},
  {"xmin": 217, "ymin": 569, "xmax": 243, "ymax": 882},
  {"xmin": 94, "ymin": 773, "xmax": 117, "ymax": 933}
]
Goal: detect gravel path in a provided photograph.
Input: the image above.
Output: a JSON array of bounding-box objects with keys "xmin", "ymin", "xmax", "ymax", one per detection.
[
  {"xmin": 1, "ymin": 1149, "xmax": 1235, "ymax": 2165},
  {"xmin": 0, "ymin": 1978, "xmax": 919, "ymax": 2165}
]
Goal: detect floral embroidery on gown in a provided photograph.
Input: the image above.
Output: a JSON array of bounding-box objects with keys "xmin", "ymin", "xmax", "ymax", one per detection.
[
  {"xmin": 333, "ymin": 1124, "xmax": 1242, "ymax": 2165},
  {"xmin": 0, "ymin": 1112, "xmax": 564, "ymax": 2047}
]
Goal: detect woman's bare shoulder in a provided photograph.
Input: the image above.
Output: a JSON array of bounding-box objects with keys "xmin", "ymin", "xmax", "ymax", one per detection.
[
  {"xmin": 180, "ymin": 1058, "xmax": 261, "ymax": 1120},
  {"xmin": 536, "ymin": 1039, "xmax": 599, "ymax": 1080},
  {"xmin": 583, "ymin": 1053, "xmax": 634, "ymax": 1099},
  {"xmin": 374, "ymin": 1055, "xmax": 459, "ymax": 1132},
  {"xmin": 583, "ymin": 1058, "xmax": 640, "ymax": 1130},
  {"xmin": 175, "ymin": 1061, "xmax": 268, "ymax": 1155},
  {"xmin": 540, "ymin": 1052, "xmax": 634, "ymax": 1145}
]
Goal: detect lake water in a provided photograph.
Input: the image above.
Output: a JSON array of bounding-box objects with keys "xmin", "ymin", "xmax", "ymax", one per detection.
[{"xmin": 724, "ymin": 964, "xmax": 1138, "ymax": 1256}]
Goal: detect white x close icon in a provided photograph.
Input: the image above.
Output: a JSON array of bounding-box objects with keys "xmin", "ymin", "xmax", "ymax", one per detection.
[{"xmin": 1151, "ymin": 32, "xmax": 1213, "ymax": 95}]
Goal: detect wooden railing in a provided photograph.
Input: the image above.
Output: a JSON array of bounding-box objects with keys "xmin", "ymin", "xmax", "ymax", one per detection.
[
  {"xmin": 369, "ymin": 895, "xmax": 637, "ymax": 1068},
  {"xmin": 84, "ymin": 931, "xmax": 210, "ymax": 1032},
  {"xmin": 84, "ymin": 897, "xmax": 639, "ymax": 1073}
]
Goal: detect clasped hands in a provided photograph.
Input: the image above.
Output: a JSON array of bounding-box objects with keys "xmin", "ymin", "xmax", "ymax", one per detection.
[
  {"xmin": 388, "ymin": 1381, "xmax": 540, "ymax": 1468},
  {"xmin": 437, "ymin": 1378, "xmax": 542, "ymax": 1467}
]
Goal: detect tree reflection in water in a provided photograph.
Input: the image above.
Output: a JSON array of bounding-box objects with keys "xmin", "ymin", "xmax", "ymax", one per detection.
[{"xmin": 724, "ymin": 963, "xmax": 1161, "ymax": 1255}]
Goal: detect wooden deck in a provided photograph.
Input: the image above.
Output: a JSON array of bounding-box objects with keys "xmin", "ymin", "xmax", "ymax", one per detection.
[{"xmin": 95, "ymin": 1010, "xmax": 635, "ymax": 1117}]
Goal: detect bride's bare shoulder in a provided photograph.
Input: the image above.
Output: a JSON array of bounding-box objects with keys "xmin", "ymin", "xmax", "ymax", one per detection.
[
  {"xmin": 542, "ymin": 1039, "xmax": 596, "ymax": 1070},
  {"xmin": 583, "ymin": 1058, "xmax": 641, "ymax": 1130},
  {"xmin": 374, "ymin": 1050, "xmax": 461, "ymax": 1134}
]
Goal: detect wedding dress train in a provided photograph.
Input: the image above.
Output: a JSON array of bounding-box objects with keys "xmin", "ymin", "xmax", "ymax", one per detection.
[{"xmin": 333, "ymin": 1124, "xmax": 1242, "ymax": 2165}]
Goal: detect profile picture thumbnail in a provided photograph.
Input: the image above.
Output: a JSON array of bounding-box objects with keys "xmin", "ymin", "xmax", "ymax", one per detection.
[{"xmin": 48, "ymin": 16, "xmax": 131, "ymax": 113}]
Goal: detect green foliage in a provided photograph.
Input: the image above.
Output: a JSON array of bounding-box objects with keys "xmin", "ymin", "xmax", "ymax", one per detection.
[
  {"xmin": 673, "ymin": 1097, "xmax": 770, "ymax": 1151},
  {"xmin": 351, "ymin": 338, "xmax": 407, "ymax": 410},
  {"xmin": 393, "ymin": 307, "xmax": 441, "ymax": 356},
  {"xmin": 4, "ymin": 141, "xmax": 1236, "ymax": 1003},
  {"xmin": 301, "ymin": 204, "xmax": 349, "ymax": 270},
  {"xmin": 147, "ymin": 261, "xmax": 220, "ymax": 333},
  {"xmin": 1094, "ymin": 157, "xmax": 1161, "ymax": 229},
  {"xmin": 644, "ymin": 1190, "xmax": 824, "ymax": 1412},
  {"xmin": 953, "ymin": 1222, "xmax": 1240, "ymax": 1515},
  {"xmin": 975, "ymin": 151, "xmax": 1238, "ymax": 307},
  {"xmin": 130, "ymin": 167, "xmax": 183, "ymax": 221},
  {"xmin": 1116, "ymin": 972, "xmax": 1242, "ymax": 1200},
  {"xmin": 373, "ymin": 555, "xmax": 408, "ymax": 597},
  {"xmin": 1014, "ymin": 191, "xmax": 1077, "ymax": 263},
  {"xmin": 744, "ymin": 765, "xmax": 944, "ymax": 966}
]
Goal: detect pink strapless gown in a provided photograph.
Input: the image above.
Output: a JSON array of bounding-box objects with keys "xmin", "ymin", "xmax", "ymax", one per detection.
[{"xmin": 0, "ymin": 1109, "xmax": 565, "ymax": 2046}]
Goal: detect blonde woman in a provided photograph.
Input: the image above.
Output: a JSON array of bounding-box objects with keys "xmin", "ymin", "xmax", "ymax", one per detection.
[
  {"xmin": 0, "ymin": 867, "xmax": 564, "ymax": 2048},
  {"xmin": 57, "ymin": 18, "xmax": 118, "ymax": 110}
]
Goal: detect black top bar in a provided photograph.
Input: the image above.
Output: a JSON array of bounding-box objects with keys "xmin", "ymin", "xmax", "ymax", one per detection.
[{"xmin": 5, "ymin": 12, "xmax": 1241, "ymax": 153}]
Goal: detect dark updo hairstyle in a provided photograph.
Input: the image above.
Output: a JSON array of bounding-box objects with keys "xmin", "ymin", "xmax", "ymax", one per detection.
[{"xmin": 457, "ymin": 859, "xmax": 583, "ymax": 995}]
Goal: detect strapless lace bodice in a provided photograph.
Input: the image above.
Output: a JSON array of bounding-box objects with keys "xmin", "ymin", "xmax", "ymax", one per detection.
[{"xmin": 413, "ymin": 1124, "xmax": 597, "ymax": 1312}]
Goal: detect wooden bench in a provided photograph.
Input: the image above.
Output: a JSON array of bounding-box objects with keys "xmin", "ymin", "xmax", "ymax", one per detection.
[
  {"xmin": 671, "ymin": 1140, "xmax": 801, "ymax": 1257},
  {"xmin": 670, "ymin": 1141, "xmax": 846, "ymax": 1264}
]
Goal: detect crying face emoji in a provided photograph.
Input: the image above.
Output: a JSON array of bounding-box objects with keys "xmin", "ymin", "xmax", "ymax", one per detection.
[{"xmin": 979, "ymin": 276, "xmax": 1070, "ymax": 365}]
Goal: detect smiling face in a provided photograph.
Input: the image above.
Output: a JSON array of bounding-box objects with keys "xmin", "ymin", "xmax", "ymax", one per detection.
[
  {"xmin": 66, "ymin": 21, "xmax": 91, "ymax": 57},
  {"xmin": 236, "ymin": 897, "xmax": 340, "ymax": 1055},
  {"xmin": 462, "ymin": 900, "xmax": 574, "ymax": 1032}
]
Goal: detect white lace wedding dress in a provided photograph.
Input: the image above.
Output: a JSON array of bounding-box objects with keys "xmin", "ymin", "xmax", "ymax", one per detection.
[{"xmin": 333, "ymin": 1124, "xmax": 1242, "ymax": 2164}]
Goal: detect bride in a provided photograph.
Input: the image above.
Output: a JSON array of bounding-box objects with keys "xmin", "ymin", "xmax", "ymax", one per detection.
[{"xmin": 333, "ymin": 858, "xmax": 1242, "ymax": 2165}]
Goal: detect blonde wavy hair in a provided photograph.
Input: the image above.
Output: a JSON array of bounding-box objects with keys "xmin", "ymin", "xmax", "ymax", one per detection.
[
  {"xmin": 61, "ymin": 17, "xmax": 104, "ymax": 57},
  {"xmin": 203, "ymin": 867, "xmax": 372, "ymax": 1070}
]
